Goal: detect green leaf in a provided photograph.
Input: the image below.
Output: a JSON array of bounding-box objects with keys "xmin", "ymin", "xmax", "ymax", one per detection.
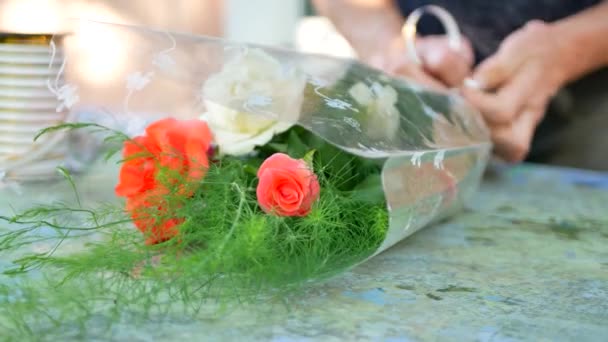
[
  {"xmin": 267, "ymin": 143, "xmax": 288, "ymax": 153},
  {"xmin": 105, "ymin": 146, "xmax": 124, "ymax": 162},
  {"xmin": 305, "ymin": 131, "xmax": 329, "ymax": 150},
  {"xmin": 315, "ymin": 143, "xmax": 356, "ymax": 188},
  {"xmin": 302, "ymin": 149, "xmax": 316, "ymax": 169},
  {"xmin": 3, "ymin": 267, "xmax": 26, "ymax": 276},
  {"xmin": 56, "ymin": 166, "xmax": 81, "ymax": 207},
  {"xmin": 34, "ymin": 122, "xmax": 126, "ymax": 142},
  {"xmin": 243, "ymin": 164, "xmax": 259, "ymax": 176},
  {"xmin": 287, "ymin": 130, "xmax": 309, "ymax": 158},
  {"xmin": 350, "ymin": 173, "xmax": 385, "ymax": 204}
]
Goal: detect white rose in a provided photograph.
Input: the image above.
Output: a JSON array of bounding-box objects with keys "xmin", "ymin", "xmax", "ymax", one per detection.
[
  {"xmin": 348, "ymin": 82, "xmax": 401, "ymax": 140},
  {"xmin": 202, "ymin": 48, "xmax": 307, "ymax": 156}
]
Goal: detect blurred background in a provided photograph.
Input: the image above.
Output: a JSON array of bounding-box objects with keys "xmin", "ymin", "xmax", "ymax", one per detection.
[
  {"xmin": 2, "ymin": 0, "xmax": 606, "ymax": 173},
  {"xmin": 0, "ymin": 0, "xmax": 325, "ymax": 47},
  {"xmin": 0, "ymin": 0, "xmax": 361, "ymax": 181},
  {"xmin": 0, "ymin": 0, "xmax": 356, "ymax": 82}
]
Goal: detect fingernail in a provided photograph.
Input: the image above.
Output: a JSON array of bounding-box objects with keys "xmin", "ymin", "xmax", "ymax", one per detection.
[{"xmin": 463, "ymin": 77, "xmax": 484, "ymax": 90}]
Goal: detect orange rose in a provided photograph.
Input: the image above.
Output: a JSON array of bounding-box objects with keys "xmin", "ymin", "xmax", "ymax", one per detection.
[
  {"xmin": 115, "ymin": 118, "xmax": 213, "ymax": 244},
  {"xmin": 256, "ymin": 153, "xmax": 320, "ymax": 217},
  {"xmin": 114, "ymin": 135, "xmax": 159, "ymax": 198},
  {"xmin": 125, "ymin": 188, "xmax": 183, "ymax": 245}
]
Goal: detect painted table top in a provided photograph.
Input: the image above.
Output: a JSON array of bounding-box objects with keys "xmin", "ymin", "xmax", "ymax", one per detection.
[{"xmin": 1, "ymin": 163, "xmax": 607, "ymax": 341}]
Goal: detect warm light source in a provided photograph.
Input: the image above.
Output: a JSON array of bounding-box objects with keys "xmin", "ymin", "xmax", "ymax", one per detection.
[
  {"xmin": 71, "ymin": 18, "xmax": 129, "ymax": 85},
  {"xmin": 295, "ymin": 17, "xmax": 356, "ymax": 58},
  {"xmin": 0, "ymin": 0, "xmax": 129, "ymax": 86},
  {"xmin": 0, "ymin": 0, "xmax": 64, "ymax": 34},
  {"xmin": 0, "ymin": 0, "xmax": 61, "ymax": 33},
  {"xmin": 60, "ymin": 2, "xmax": 130, "ymax": 86}
]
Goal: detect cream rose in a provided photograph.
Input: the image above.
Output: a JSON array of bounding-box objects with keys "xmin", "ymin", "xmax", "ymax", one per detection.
[
  {"xmin": 348, "ymin": 81, "xmax": 401, "ymax": 140},
  {"xmin": 201, "ymin": 48, "xmax": 307, "ymax": 156}
]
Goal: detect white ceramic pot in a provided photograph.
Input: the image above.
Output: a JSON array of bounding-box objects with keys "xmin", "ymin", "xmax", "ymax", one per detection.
[
  {"xmin": 0, "ymin": 65, "xmax": 62, "ymax": 76},
  {"xmin": 0, "ymin": 43, "xmax": 55, "ymax": 54},
  {"xmin": 0, "ymin": 120, "xmax": 61, "ymax": 133},
  {"xmin": 0, "ymin": 87, "xmax": 55, "ymax": 98},
  {"xmin": 0, "ymin": 111, "xmax": 65, "ymax": 121},
  {"xmin": 0, "ymin": 77, "xmax": 53, "ymax": 87},
  {"xmin": 0, "ymin": 99, "xmax": 58, "ymax": 110},
  {"xmin": 2, "ymin": 156, "xmax": 68, "ymax": 181}
]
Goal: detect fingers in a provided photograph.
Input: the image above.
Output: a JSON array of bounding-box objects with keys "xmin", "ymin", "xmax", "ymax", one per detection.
[
  {"xmin": 368, "ymin": 36, "xmax": 446, "ymax": 90},
  {"xmin": 392, "ymin": 61, "xmax": 447, "ymax": 90},
  {"xmin": 464, "ymin": 66, "xmax": 549, "ymax": 162},
  {"xmin": 490, "ymin": 108, "xmax": 545, "ymax": 162},
  {"xmin": 462, "ymin": 20, "xmax": 559, "ymax": 162},
  {"xmin": 417, "ymin": 36, "xmax": 474, "ymax": 87},
  {"xmin": 463, "ymin": 65, "xmax": 547, "ymax": 125},
  {"xmin": 373, "ymin": 34, "xmax": 477, "ymax": 90},
  {"xmin": 471, "ymin": 51, "xmax": 517, "ymax": 91},
  {"xmin": 418, "ymin": 35, "xmax": 474, "ymax": 65},
  {"xmin": 471, "ymin": 33, "xmax": 526, "ymax": 90},
  {"xmin": 471, "ymin": 20, "xmax": 550, "ymax": 90}
]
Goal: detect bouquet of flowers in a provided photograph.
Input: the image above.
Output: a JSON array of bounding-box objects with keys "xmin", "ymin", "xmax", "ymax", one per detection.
[{"xmin": 0, "ymin": 21, "xmax": 490, "ymax": 335}]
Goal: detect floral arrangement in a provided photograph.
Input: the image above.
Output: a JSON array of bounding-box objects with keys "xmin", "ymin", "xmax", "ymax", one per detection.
[
  {"xmin": 104, "ymin": 49, "xmax": 391, "ymax": 258},
  {"xmin": 0, "ymin": 32, "xmax": 489, "ymax": 337},
  {"xmin": 113, "ymin": 113, "xmax": 386, "ymax": 249}
]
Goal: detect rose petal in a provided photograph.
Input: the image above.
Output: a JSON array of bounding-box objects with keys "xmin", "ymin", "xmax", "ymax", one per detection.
[
  {"xmin": 145, "ymin": 118, "xmax": 178, "ymax": 148},
  {"xmin": 256, "ymin": 153, "xmax": 319, "ymax": 217},
  {"xmin": 257, "ymin": 153, "xmax": 307, "ymax": 178},
  {"xmin": 116, "ymin": 118, "xmax": 213, "ymax": 244},
  {"xmin": 182, "ymin": 120, "xmax": 212, "ymax": 181},
  {"xmin": 274, "ymin": 181, "xmax": 304, "ymax": 213},
  {"xmin": 115, "ymin": 159, "xmax": 155, "ymax": 196},
  {"xmin": 126, "ymin": 189, "xmax": 182, "ymax": 245}
]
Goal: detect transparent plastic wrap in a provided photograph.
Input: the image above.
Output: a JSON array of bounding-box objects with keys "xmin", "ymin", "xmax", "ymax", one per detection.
[
  {"xmin": 57, "ymin": 21, "xmax": 489, "ymax": 251},
  {"xmin": 0, "ymin": 20, "xmax": 491, "ymax": 332}
]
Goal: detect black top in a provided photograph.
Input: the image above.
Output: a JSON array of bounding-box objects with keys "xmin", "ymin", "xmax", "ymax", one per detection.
[{"xmin": 396, "ymin": 0, "xmax": 601, "ymax": 62}]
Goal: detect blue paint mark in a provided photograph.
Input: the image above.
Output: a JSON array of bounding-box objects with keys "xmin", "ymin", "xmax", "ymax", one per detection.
[
  {"xmin": 502, "ymin": 163, "xmax": 608, "ymax": 189},
  {"xmin": 342, "ymin": 288, "xmax": 387, "ymax": 306},
  {"xmin": 507, "ymin": 167, "xmax": 528, "ymax": 185},
  {"xmin": 384, "ymin": 337, "xmax": 413, "ymax": 342},
  {"xmin": 558, "ymin": 168, "xmax": 608, "ymax": 190},
  {"xmin": 484, "ymin": 295, "xmax": 505, "ymax": 302},
  {"xmin": 528, "ymin": 164, "xmax": 608, "ymax": 189},
  {"xmin": 477, "ymin": 326, "xmax": 499, "ymax": 342},
  {"xmin": 565, "ymin": 250, "xmax": 576, "ymax": 259},
  {"xmin": 271, "ymin": 337, "xmax": 310, "ymax": 342},
  {"xmin": 343, "ymin": 288, "xmax": 417, "ymax": 305},
  {"xmin": 480, "ymin": 326, "xmax": 498, "ymax": 332}
]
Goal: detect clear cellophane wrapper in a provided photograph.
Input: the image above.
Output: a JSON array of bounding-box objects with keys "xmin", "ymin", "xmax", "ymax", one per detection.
[
  {"xmin": 56, "ymin": 21, "xmax": 490, "ymax": 249},
  {"xmin": 0, "ymin": 21, "xmax": 491, "ymax": 332}
]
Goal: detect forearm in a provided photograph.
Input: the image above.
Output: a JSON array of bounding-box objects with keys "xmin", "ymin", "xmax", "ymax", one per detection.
[
  {"xmin": 552, "ymin": 1, "xmax": 608, "ymax": 83},
  {"xmin": 312, "ymin": 0, "xmax": 404, "ymax": 62}
]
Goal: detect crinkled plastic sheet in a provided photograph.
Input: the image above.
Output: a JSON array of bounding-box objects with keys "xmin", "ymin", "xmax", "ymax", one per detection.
[{"xmin": 48, "ymin": 20, "xmax": 490, "ymax": 256}]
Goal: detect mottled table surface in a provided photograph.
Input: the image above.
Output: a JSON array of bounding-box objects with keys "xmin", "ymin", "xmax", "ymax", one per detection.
[{"xmin": 1, "ymin": 163, "xmax": 607, "ymax": 341}]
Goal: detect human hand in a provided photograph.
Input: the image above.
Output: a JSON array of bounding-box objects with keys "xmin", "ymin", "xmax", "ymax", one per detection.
[
  {"xmin": 462, "ymin": 20, "xmax": 575, "ymax": 162},
  {"xmin": 368, "ymin": 34, "xmax": 474, "ymax": 89}
]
